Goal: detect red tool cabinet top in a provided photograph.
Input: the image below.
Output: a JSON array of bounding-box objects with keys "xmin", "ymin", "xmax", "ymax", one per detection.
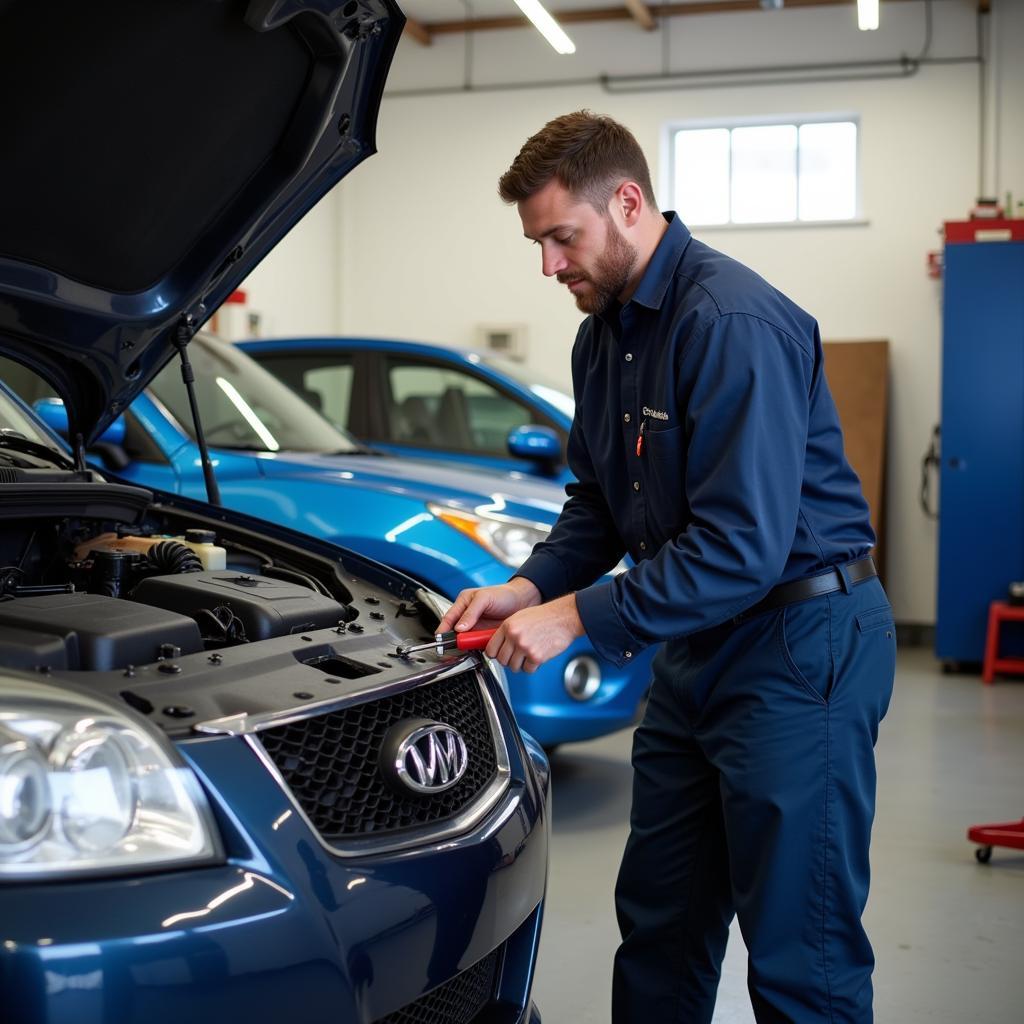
[{"xmin": 944, "ymin": 219, "xmax": 1024, "ymax": 244}]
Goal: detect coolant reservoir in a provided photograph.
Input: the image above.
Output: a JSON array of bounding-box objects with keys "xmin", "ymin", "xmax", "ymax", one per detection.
[
  {"xmin": 176, "ymin": 530, "xmax": 227, "ymax": 570},
  {"xmin": 74, "ymin": 530, "xmax": 226, "ymax": 570}
]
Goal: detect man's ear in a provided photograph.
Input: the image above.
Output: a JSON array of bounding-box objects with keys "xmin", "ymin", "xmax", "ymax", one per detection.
[{"xmin": 613, "ymin": 181, "xmax": 644, "ymax": 227}]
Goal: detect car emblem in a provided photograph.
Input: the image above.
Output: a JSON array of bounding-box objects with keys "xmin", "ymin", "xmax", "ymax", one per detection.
[{"xmin": 382, "ymin": 720, "xmax": 469, "ymax": 795}]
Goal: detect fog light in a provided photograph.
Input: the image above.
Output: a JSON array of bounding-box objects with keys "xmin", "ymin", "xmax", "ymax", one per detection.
[{"xmin": 563, "ymin": 656, "xmax": 601, "ymax": 701}]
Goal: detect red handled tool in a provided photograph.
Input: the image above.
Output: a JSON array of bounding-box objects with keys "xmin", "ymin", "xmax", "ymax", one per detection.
[{"xmin": 396, "ymin": 628, "xmax": 497, "ymax": 658}]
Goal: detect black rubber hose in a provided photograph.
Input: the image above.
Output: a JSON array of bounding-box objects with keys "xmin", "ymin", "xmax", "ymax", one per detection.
[{"xmin": 147, "ymin": 541, "xmax": 203, "ymax": 575}]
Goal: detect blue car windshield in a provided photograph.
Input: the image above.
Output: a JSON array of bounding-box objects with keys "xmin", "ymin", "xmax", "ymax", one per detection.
[
  {"xmin": 149, "ymin": 334, "xmax": 358, "ymax": 453},
  {"xmin": 480, "ymin": 355, "xmax": 576, "ymax": 420}
]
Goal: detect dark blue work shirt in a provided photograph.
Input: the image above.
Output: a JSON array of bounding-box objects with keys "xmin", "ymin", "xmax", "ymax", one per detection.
[{"xmin": 516, "ymin": 212, "xmax": 874, "ymax": 668}]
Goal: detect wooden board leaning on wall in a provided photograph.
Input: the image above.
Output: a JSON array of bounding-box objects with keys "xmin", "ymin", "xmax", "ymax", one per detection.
[{"xmin": 822, "ymin": 341, "xmax": 889, "ymax": 582}]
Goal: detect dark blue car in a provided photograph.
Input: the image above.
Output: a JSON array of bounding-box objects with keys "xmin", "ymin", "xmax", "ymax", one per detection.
[{"xmin": 0, "ymin": 3, "xmax": 547, "ymax": 1022}]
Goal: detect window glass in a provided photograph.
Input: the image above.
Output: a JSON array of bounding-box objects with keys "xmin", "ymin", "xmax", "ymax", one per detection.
[
  {"xmin": 669, "ymin": 118, "xmax": 858, "ymax": 226},
  {"xmin": 0, "ymin": 356, "xmax": 64, "ymax": 445},
  {"xmin": 149, "ymin": 336, "xmax": 357, "ymax": 454},
  {"xmin": 386, "ymin": 361, "xmax": 533, "ymax": 455},
  {"xmin": 480, "ymin": 355, "xmax": 575, "ymax": 418},
  {"xmin": 730, "ymin": 124, "xmax": 798, "ymax": 224},
  {"xmin": 304, "ymin": 364, "xmax": 353, "ymax": 429},
  {"xmin": 798, "ymin": 121, "xmax": 857, "ymax": 221},
  {"xmin": 674, "ymin": 128, "xmax": 730, "ymax": 226},
  {"xmin": 255, "ymin": 353, "xmax": 355, "ymax": 431}
]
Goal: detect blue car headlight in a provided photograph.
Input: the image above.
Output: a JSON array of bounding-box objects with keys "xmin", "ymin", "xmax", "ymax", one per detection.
[
  {"xmin": 0, "ymin": 677, "xmax": 220, "ymax": 878},
  {"xmin": 427, "ymin": 504, "xmax": 551, "ymax": 569}
]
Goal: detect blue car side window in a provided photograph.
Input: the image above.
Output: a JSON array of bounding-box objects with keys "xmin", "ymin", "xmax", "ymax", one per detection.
[{"xmin": 386, "ymin": 360, "xmax": 532, "ymax": 456}]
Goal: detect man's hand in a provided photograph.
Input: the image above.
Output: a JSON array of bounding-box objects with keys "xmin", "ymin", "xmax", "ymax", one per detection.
[
  {"xmin": 484, "ymin": 593, "xmax": 585, "ymax": 674},
  {"xmin": 437, "ymin": 576, "xmax": 542, "ymax": 635}
]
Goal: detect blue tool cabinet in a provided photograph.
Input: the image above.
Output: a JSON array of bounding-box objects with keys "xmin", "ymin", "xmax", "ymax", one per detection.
[{"xmin": 936, "ymin": 233, "xmax": 1024, "ymax": 662}]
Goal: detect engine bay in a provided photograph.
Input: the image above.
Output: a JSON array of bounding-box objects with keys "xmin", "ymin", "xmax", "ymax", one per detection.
[{"xmin": 0, "ymin": 475, "xmax": 455, "ymax": 735}]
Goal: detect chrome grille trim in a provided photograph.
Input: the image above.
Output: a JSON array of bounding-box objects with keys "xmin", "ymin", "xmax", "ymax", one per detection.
[{"xmin": 241, "ymin": 669, "xmax": 513, "ymax": 858}]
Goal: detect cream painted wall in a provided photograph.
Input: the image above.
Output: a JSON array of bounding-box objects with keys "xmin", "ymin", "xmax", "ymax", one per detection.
[
  {"xmin": 238, "ymin": 188, "xmax": 341, "ymax": 338},
  {"xmin": 243, "ymin": 0, "xmax": 1024, "ymax": 625}
]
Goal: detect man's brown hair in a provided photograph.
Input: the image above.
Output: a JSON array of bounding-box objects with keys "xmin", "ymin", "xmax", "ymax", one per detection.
[{"xmin": 498, "ymin": 110, "xmax": 657, "ymax": 213}]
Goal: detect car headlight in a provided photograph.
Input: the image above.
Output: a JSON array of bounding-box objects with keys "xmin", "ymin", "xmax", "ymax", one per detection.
[
  {"xmin": 0, "ymin": 677, "xmax": 220, "ymax": 878},
  {"xmin": 428, "ymin": 504, "xmax": 551, "ymax": 569}
]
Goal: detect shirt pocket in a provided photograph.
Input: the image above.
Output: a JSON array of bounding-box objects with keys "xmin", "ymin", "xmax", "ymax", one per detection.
[{"xmin": 642, "ymin": 424, "xmax": 686, "ymax": 536}]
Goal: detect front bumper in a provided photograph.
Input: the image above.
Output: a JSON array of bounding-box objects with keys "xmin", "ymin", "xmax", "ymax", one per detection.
[{"xmin": 0, "ymin": 693, "xmax": 551, "ymax": 1024}]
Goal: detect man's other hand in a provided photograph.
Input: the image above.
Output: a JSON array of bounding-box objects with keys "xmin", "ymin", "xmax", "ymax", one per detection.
[
  {"xmin": 437, "ymin": 576, "xmax": 542, "ymax": 634},
  {"xmin": 485, "ymin": 593, "xmax": 585, "ymax": 674}
]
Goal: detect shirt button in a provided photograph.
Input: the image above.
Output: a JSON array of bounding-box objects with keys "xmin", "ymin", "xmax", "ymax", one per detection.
[
  {"xmin": 633, "ymin": 481, "xmax": 640, "ymax": 492},
  {"xmin": 625, "ymin": 353, "xmax": 633, "ymax": 362},
  {"xmin": 639, "ymin": 541, "xmax": 647, "ymax": 551},
  {"xmin": 624, "ymin": 412, "xmax": 631, "ymax": 423},
  {"xmin": 624, "ymin": 650, "xmax": 633, "ymax": 659}
]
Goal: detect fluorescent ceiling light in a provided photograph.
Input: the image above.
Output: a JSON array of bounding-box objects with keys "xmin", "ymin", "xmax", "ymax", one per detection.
[
  {"xmin": 858, "ymin": 0, "xmax": 879, "ymax": 31},
  {"xmin": 514, "ymin": 0, "xmax": 576, "ymax": 54}
]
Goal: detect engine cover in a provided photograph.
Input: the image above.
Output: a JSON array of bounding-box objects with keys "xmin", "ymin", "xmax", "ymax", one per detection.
[
  {"xmin": 131, "ymin": 571, "xmax": 346, "ymax": 642},
  {"xmin": 0, "ymin": 593, "xmax": 202, "ymax": 671}
]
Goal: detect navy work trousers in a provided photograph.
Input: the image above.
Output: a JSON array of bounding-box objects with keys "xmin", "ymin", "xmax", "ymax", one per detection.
[{"xmin": 612, "ymin": 576, "xmax": 896, "ymax": 1023}]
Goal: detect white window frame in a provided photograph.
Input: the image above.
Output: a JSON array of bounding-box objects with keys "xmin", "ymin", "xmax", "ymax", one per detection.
[{"xmin": 660, "ymin": 112, "xmax": 866, "ymax": 230}]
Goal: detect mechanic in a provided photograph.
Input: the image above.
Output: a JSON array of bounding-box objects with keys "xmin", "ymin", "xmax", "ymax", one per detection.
[{"xmin": 438, "ymin": 111, "xmax": 895, "ymax": 1023}]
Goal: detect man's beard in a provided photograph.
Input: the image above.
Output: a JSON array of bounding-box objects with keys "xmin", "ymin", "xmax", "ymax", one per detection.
[{"xmin": 559, "ymin": 220, "xmax": 638, "ymax": 315}]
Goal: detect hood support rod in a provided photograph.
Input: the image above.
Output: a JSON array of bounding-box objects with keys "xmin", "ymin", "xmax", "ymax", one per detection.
[
  {"xmin": 71, "ymin": 432, "xmax": 87, "ymax": 473},
  {"xmin": 174, "ymin": 315, "xmax": 221, "ymax": 506}
]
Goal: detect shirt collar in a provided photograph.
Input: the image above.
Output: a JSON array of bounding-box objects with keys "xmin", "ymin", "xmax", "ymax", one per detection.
[{"xmin": 627, "ymin": 211, "xmax": 691, "ymax": 312}]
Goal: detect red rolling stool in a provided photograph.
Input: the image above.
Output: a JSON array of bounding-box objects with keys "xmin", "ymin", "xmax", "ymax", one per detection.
[
  {"xmin": 968, "ymin": 818, "xmax": 1024, "ymax": 863},
  {"xmin": 970, "ymin": 599, "xmax": 1024, "ymax": 863},
  {"xmin": 981, "ymin": 600, "xmax": 1024, "ymax": 684}
]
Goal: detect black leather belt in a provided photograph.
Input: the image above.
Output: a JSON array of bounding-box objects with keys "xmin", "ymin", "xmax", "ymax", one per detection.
[{"xmin": 734, "ymin": 555, "xmax": 878, "ymax": 624}]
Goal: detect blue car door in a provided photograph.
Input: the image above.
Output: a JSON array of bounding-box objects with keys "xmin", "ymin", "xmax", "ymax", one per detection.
[{"xmin": 367, "ymin": 351, "xmax": 560, "ymax": 477}]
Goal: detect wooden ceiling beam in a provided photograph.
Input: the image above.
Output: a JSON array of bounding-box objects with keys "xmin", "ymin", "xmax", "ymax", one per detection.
[
  {"xmin": 403, "ymin": 17, "xmax": 432, "ymax": 46},
  {"xmin": 425, "ymin": 0, "xmax": 916, "ymax": 36},
  {"xmin": 624, "ymin": 1, "xmax": 657, "ymax": 31}
]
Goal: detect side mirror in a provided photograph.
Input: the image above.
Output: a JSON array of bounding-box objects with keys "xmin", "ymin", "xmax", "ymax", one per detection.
[
  {"xmin": 507, "ymin": 424, "xmax": 561, "ymax": 464},
  {"xmin": 31, "ymin": 398, "xmax": 126, "ymax": 448}
]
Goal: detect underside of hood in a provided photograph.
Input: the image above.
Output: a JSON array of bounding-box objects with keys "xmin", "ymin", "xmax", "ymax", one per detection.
[{"xmin": 0, "ymin": 0, "xmax": 402, "ymax": 445}]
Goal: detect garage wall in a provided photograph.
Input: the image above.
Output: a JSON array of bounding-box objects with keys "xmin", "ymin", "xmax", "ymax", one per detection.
[
  {"xmin": 245, "ymin": 0, "xmax": 1023, "ymax": 626},
  {"xmin": 240, "ymin": 188, "xmax": 342, "ymax": 337},
  {"xmin": 993, "ymin": 0, "xmax": 1024, "ymax": 204}
]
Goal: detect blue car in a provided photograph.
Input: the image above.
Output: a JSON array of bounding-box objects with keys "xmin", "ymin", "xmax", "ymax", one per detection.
[
  {"xmin": 5, "ymin": 330, "xmax": 653, "ymax": 749},
  {"xmin": 243, "ymin": 336, "xmax": 578, "ymax": 484},
  {"xmin": 0, "ymin": 3, "xmax": 548, "ymax": 1022}
]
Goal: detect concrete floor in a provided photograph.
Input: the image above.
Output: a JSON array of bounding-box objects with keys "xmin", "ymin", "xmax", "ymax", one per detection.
[{"xmin": 531, "ymin": 648, "xmax": 1024, "ymax": 1022}]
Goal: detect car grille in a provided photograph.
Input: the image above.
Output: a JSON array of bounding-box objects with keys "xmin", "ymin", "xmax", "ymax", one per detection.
[
  {"xmin": 258, "ymin": 670, "xmax": 499, "ymax": 842},
  {"xmin": 376, "ymin": 947, "xmax": 501, "ymax": 1024}
]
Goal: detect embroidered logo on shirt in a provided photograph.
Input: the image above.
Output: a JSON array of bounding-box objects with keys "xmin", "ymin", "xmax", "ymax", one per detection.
[{"xmin": 642, "ymin": 406, "xmax": 669, "ymax": 421}]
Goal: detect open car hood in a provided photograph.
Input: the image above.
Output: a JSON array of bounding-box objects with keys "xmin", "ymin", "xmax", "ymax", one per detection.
[{"xmin": 0, "ymin": 0, "xmax": 402, "ymax": 445}]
